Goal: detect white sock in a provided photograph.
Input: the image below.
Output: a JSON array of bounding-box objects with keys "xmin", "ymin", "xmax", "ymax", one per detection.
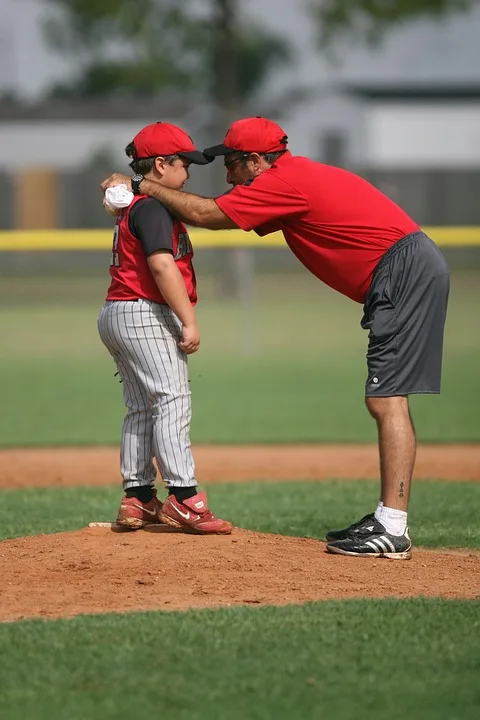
[{"xmin": 374, "ymin": 504, "xmax": 407, "ymax": 536}]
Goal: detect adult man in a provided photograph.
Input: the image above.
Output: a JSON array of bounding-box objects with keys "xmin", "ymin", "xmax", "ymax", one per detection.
[
  {"xmin": 99, "ymin": 121, "xmax": 232, "ymax": 534},
  {"xmin": 102, "ymin": 116, "xmax": 450, "ymax": 559}
]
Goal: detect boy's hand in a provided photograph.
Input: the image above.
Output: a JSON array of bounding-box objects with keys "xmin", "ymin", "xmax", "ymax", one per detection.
[{"xmin": 179, "ymin": 323, "xmax": 200, "ymax": 355}]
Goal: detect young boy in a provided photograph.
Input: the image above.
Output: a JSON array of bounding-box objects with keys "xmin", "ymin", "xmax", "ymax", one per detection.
[{"xmin": 98, "ymin": 122, "xmax": 232, "ymax": 534}]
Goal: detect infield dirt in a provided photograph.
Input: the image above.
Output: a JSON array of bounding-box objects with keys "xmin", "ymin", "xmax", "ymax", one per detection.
[
  {"xmin": 1, "ymin": 443, "xmax": 479, "ymax": 489},
  {"xmin": 1, "ymin": 444, "xmax": 479, "ymax": 622}
]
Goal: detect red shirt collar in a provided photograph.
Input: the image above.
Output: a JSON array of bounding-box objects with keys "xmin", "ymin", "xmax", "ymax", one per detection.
[{"xmin": 271, "ymin": 150, "xmax": 292, "ymax": 167}]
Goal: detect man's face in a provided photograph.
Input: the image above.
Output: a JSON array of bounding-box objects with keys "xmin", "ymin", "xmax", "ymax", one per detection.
[{"xmin": 223, "ymin": 152, "xmax": 257, "ymax": 186}]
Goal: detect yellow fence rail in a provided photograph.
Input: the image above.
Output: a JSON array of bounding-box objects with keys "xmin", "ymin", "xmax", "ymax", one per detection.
[{"xmin": 0, "ymin": 227, "xmax": 479, "ymax": 251}]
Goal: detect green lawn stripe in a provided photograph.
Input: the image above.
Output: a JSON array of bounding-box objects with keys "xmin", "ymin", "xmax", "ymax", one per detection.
[
  {"xmin": 0, "ymin": 600, "xmax": 479, "ymax": 720},
  {"xmin": 0, "ymin": 352, "xmax": 479, "ymax": 445},
  {"xmin": 1, "ymin": 480, "xmax": 479, "ymax": 548},
  {"xmin": 0, "ymin": 268, "xmax": 478, "ymax": 446}
]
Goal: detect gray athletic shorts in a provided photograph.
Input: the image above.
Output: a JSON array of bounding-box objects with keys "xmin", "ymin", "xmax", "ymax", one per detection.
[{"xmin": 362, "ymin": 231, "xmax": 450, "ymax": 397}]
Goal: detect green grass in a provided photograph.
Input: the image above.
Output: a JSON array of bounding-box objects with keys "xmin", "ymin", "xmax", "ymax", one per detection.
[
  {"xmin": 1, "ymin": 269, "xmax": 479, "ymax": 446},
  {"xmin": 1, "ymin": 480, "xmax": 479, "ymax": 548},
  {"xmin": 1, "ymin": 600, "xmax": 479, "ymax": 720},
  {"xmin": 1, "ymin": 266, "xmax": 478, "ymax": 720},
  {"xmin": 1, "ymin": 467, "xmax": 478, "ymax": 719},
  {"xmin": 0, "ymin": 350, "xmax": 478, "ymax": 445}
]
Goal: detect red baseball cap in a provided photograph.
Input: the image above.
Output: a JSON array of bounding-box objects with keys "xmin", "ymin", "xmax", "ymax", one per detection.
[
  {"xmin": 204, "ymin": 116, "xmax": 288, "ymax": 157},
  {"xmin": 130, "ymin": 122, "xmax": 212, "ymax": 165}
]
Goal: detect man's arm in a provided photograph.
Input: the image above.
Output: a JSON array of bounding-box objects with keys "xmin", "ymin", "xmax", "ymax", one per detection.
[{"xmin": 101, "ymin": 173, "xmax": 237, "ymax": 230}]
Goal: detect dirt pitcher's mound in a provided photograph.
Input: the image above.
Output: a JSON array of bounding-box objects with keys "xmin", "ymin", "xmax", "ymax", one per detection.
[
  {"xmin": 1, "ymin": 527, "xmax": 479, "ymax": 622},
  {"xmin": 0, "ymin": 444, "xmax": 479, "ymax": 489}
]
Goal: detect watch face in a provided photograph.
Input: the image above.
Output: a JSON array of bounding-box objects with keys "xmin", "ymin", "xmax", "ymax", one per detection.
[{"xmin": 131, "ymin": 173, "xmax": 144, "ymax": 194}]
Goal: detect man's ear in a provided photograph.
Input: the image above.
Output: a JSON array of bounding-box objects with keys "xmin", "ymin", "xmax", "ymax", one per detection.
[
  {"xmin": 250, "ymin": 152, "xmax": 268, "ymax": 174},
  {"xmin": 249, "ymin": 152, "xmax": 262, "ymax": 165}
]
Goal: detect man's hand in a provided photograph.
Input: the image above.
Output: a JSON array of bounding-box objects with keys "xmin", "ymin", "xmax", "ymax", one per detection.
[
  {"xmin": 101, "ymin": 171, "xmax": 237, "ymax": 230},
  {"xmin": 179, "ymin": 322, "xmax": 200, "ymax": 355},
  {"xmin": 101, "ymin": 173, "xmax": 132, "ymax": 192}
]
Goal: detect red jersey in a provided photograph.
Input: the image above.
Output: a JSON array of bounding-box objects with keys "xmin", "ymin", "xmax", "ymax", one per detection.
[
  {"xmin": 216, "ymin": 152, "xmax": 420, "ymax": 303},
  {"xmin": 106, "ymin": 195, "xmax": 197, "ymax": 305}
]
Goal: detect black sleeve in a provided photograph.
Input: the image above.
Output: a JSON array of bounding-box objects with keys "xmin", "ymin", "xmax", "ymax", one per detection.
[{"xmin": 129, "ymin": 198, "xmax": 175, "ymax": 256}]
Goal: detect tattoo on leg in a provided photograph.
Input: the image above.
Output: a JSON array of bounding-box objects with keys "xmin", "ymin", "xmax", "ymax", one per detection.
[{"xmin": 399, "ymin": 481, "xmax": 404, "ymax": 499}]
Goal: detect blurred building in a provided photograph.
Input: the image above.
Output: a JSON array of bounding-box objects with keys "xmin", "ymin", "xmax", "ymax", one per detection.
[
  {"xmin": 2, "ymin": 83, "xmax": 480, "ymax": 229},
  {"xmin": 1, "ymin": 0, "xmax": 480, "ymax": 228}
]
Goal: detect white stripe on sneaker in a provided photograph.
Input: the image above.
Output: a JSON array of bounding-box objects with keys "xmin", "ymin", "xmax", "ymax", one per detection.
[
  {"xmin": 370, "ymin": 536, "xmax": 397, "ymax": 554},
  {"xmin": 382, "ymin": 536, "xmax": 397, "ymax": 553},
  {"xmin": 375, "ymin": 538, "xmax": 391, "ymax": 553}
]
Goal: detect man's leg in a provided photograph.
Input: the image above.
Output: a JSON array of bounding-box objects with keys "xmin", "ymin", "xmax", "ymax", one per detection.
[
  {"xmin": 326, "ymin": 394, "xmax": 413, "ymax": 556},
  {"xmin": 325, "ymin": 395, "xmax": 415, "ymax": 546},
  {"xmin": 327, "ymin": 234, "xmax": 448, "ymax": 557},
  {"xmin": 365, "ymin": 395, "xmax": 416, "ymax": 512}
]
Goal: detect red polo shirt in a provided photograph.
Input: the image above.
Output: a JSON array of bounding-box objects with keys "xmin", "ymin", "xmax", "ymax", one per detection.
[{"xmin": 215, "ymin": 152, "xmax": 420, "ymax": 303}]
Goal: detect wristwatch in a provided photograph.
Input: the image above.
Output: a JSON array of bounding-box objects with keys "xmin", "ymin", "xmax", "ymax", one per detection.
[{"xmin": 131, "ymin": 173, "xmax": 145, "ymax": 195}]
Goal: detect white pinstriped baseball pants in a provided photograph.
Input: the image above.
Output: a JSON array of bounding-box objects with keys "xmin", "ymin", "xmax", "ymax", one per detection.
[{"xmin": 97, "ymin": 299, "xmax": 196, "ymax": 490}]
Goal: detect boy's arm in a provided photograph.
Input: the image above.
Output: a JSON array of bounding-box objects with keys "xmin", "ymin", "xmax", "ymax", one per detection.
[{"xmin": 147, "ymin": 251, "xmax": 200, "ymax": 355}]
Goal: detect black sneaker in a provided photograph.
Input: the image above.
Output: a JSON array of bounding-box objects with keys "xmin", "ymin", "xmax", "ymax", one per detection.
[
  {"xmin": 326, "ymin": 518, "xmax": 412, "ymax": 560},
  {"xmin": 325, "ymin": 513, "xmax": 375, "ymax": 542}
]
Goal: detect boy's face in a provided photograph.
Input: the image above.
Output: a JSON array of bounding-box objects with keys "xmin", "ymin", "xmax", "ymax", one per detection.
[{"xmin": 152, "ymin": 157, "xmax": 191, "ymax": 189}]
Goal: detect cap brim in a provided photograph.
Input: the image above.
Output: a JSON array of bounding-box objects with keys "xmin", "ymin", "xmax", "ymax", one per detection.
[
  {"xmin": 178, "ymin": 150, "xmax": 213, "ymax": 165},
  {"xmin": 202, "ymin": 143, "xmax": 235, "ymax": 159}
]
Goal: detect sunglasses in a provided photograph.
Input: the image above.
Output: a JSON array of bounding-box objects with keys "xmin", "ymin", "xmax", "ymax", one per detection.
[{"xmin": 223, "ymin": 153, "xmax": 251, "ymax": 170}]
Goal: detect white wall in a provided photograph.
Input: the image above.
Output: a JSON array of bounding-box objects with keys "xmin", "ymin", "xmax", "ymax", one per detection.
[
  {"xmin": 0, "ymin": 119, "xmax": 181, "ymax": 170},
  {"xmin": 280, "ymin": 91, "xmax": 364, "ymax": 164},
  {"xmin": 366, "ymin": 103, "xmax": 480, "ymax": 168},
  {"xmin": 0, "ymin": 106, "xmax": 361, "ymax": 172},
  {"xmin": 2, "ymin": 101, "xmax": 480, "ymax": 172}
]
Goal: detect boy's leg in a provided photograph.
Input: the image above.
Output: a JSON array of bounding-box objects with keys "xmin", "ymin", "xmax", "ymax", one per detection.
[
  {"xmin": 98, "ymin": 301, "xmax": 157, "ymax": 490},
  {"xmin": 131, "ymin": 302, "xmax": 197, "ymax": 489},
  {"xmin": 117, "ymin": 301, "xmax": 232, "ymax": 534},
  {"xmin": 98, "ymin": 301, "xmax": 160, "ymax": 528},
  {"xmin": 117, "ymin": 355, "xmax": 157, "ymax": 492},
  {"xmin": 115, "ymin": 352, "xmax": 166, "ymax": 528},
  {"xmin": 100, "ymin": 299, "xmax": 195, "ymax": 488}
]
